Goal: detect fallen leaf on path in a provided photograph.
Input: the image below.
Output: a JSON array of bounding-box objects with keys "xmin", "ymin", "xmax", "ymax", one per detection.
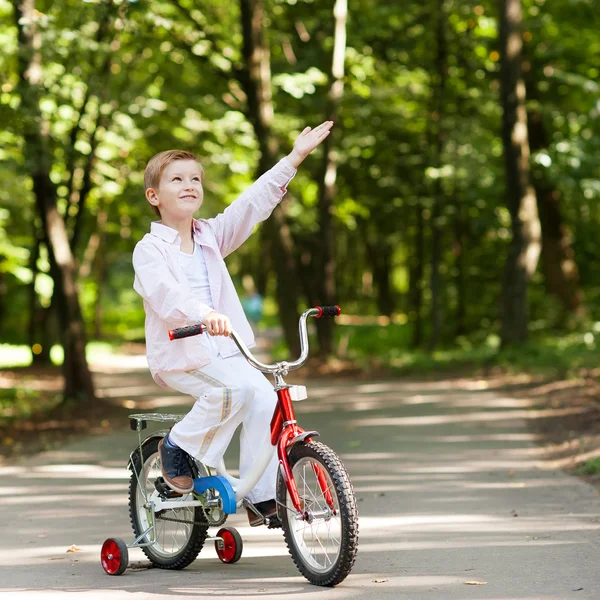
[
  {"xmin": 373, "ymin": 579, "xmax": 388, "ymax": 583},
  {"xmin": 572, "ymin": 588, "xmax": 584, "ymax": 592},
  {"xmin": 48, "ymin": 557, "xmax": 65, "ymax": 561},
  {"xmin": 66, "ymin": 545, "xmax": 81, "ymax": 553},
  {"xmin": 464, "ymin": 568, "xmax": 475, "ymax": 571},
  {"xmin": 464, "ymin": 581, "xmax": 487, "ymax": 585}
]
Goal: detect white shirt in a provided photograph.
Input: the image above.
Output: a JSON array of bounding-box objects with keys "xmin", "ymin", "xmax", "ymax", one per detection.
[
  {"xmin": 132, "ymin": 156, "xmax": 297, "ymax": 386},
  {"xmin": 176, "ymin": 242, "xmax": 214, "ymax": 311}
]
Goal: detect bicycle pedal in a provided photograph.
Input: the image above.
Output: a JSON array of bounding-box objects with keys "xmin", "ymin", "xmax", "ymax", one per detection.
[
  {"xmin": 266, "ymin": 516, "xmax": 282, "ymax": 529},
  {"xmin": 154, "ymin": 477, "xmax": 183, "ymax": 498}
]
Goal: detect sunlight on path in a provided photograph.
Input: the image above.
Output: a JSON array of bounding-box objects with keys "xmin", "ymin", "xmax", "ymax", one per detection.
[{"xmin": 0, "ymin": 374, "xmax": 599, "ymax": 599}]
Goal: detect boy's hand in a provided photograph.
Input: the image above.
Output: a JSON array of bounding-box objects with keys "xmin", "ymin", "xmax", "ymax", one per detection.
[
  {"xmin": 202, "ymin": 311, "xmax": 232, "ymax": 336},
  {"xmin": 287, "ymin": 121, "xmax": 334, "ymax": 168}
]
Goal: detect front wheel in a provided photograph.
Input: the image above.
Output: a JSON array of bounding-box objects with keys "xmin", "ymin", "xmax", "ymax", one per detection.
[{"xmin": 276, "ymin": 441, "xmax": 359, "ymax": 586}]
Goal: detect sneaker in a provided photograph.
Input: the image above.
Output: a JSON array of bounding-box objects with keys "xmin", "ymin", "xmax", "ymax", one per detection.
[
  {"xmin": 158, "ymin": 438, "xmax": 194, "ymax": 494},
  {"xmin": 246, "ymin": 499, "xmax": 278, "ymax": 527}
]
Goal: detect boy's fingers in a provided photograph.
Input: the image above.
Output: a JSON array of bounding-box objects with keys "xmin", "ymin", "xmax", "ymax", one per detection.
[{"xmin": 301, "ymin": 126, "xmax": 311, "ymax": 135}]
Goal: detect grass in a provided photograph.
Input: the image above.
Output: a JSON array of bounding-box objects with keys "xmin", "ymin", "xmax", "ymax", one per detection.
[
  {"xmin": 0, "ymin": 387, "xmax": 62, "ymax": 422},
  {"xmin": 4, "ymin": 321, "xmax": 600, "ymax": 379},
  {"xmin": 271, "ymin": 321, "xmax": 600, "ymax": 378},
  {"xmin": 576, "ymin": 458, "xmax": 600, "ymax": 478},
  {"xmin": 0, "ymin": 341, "xmax": 118, "ymax": 369}
]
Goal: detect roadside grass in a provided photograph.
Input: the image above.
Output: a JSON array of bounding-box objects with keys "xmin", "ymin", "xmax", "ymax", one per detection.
[
  {"xmin": 271, "ymin": 322, "xmax": 600, "ymax": 379},
  {"xmin": 3, "ymin": 322, "xmax": 599, "ymax": 428},
  {"xmin": 0, "ymin": 386, "xmax": 62, "ymax": 423},
  {"xmin": 0, "ymin": 342, "xmax": 117, "ymax": 433},
  {"xmin": 0, "ymin": 341, "xmax": 117, "ymax": 369},
  {"xmin": 4, "ymin": 322, "xmax": 599, "ymax": 379},
  {"xmin": 576, "ymin": 458, "xmax": 600, "ymax": 479}
]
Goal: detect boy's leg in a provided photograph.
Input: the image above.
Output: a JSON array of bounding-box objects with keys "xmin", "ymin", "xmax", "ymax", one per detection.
[
  {"xmin": 230, "ymin": 360, "xmax": 280, "ymax": 504},
  {"xmin": 161, "ymin": 354, "xmax": 280, "ymax": 509},
  {"xmin": 160, "ymin": 362, "xmax": 254, "ymax": 469}
]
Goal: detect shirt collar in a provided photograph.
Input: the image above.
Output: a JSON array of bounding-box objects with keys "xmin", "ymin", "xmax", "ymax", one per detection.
[{"xmin": 150, "ymin": 219, "xmax": 203, "ymax": 244}]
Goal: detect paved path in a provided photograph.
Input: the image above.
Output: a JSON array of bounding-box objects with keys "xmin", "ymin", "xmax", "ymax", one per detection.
[{"xmin": 0, "ymin": 362, "xmax": 599, "ymax": 599}]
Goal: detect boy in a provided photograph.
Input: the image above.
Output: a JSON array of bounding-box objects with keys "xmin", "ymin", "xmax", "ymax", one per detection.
[{"xmin": 132, "ymin": 121, "xmax": 333, "ymax": 526}]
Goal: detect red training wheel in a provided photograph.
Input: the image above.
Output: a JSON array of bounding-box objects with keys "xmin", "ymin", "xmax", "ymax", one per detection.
[
  {"xmin": 101, "ymin": 538, "xmax": 129, "ymax": 575},
  {"xmin": 215, "ymin": 527, "xmax": 243, "ymax": 564}
]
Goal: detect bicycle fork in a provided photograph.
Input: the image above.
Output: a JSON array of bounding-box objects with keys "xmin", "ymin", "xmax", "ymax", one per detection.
[{"xmin": 272, "ymin": 386, "xmax": 335, "ymax": 515}]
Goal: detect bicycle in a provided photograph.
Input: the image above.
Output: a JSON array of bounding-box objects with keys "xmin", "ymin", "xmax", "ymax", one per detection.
[{"xmin": 101, "ymin": 306, "xmax": 359, "ymax": 587}]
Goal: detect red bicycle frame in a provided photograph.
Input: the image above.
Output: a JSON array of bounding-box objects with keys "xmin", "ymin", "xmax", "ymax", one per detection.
[{"xmin": 270, "ymin": 387, "xmax": 335, "ymax": 513}]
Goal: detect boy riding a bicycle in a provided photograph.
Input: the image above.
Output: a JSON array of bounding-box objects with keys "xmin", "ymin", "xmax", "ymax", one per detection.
[{"xmin": 132, "ymin": 121, "xmax": 333, "ymax": 526}]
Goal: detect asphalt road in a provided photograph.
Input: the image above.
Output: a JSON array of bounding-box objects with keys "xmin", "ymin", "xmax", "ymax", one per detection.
[{"xmin": 1, "ymin": 359, "xmax": 599, "ymax": 599}]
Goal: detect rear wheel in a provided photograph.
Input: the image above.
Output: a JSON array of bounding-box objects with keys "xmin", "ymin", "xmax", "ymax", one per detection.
[
  {"xmin": 129, "ymin": 436, "xmax": 208, "ymax": 569},
  {"xmin": 277, "ymin": 441, "xmax": 359, "ymax": 586}
]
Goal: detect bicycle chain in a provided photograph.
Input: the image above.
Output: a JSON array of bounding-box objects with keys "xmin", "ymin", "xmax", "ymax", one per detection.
[
  {"xmin": 155, "ymin": 513, "xmax": 209, "ymax": 527},
  {"xmin": 155, "ymin": 509, "xmax": 282, "ymax": 529}
]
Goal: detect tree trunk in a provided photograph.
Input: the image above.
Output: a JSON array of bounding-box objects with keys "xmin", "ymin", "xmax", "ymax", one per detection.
[
  {"xmin": 362, "ymin": 226, "xmax": 394, "ymax": 317},
  {"xmin": 239, "ymin": 0, "xmax": 301, "ymax": 355},
  {"xmin": 453, "ymin": 201, "xmax": 467, "ymax": 336},
  {"xmin": 498, "ymin": 0, "xmax": 541, "ymax": 346},
  {"xmin": 526, "ymin": 105, "xmax": 584, "ymax": 318},
  {"xmin": 427, "ymin": 0, "xmax": 447, "ymax": 352},
  {"xmin": 410, "ymin": 203, "xmax": 425, "ymax": 348},
  {"xmin": 27, "ymin": 233, "xmax": 52, "ymax": 364},
  {"xmin": 294, "ymin": 240, "xmax": 319, "ymax": 310},
  {"xmin": 0, "ymin": 266, "xmax": 5, "ymax": 334},
  {"xmin": 315, "ymin": 0, "xmax": 347, "ymax": 356},
  {"xmin": 15, "ymin": 0, "xmax": 96, "ymax": 402}
]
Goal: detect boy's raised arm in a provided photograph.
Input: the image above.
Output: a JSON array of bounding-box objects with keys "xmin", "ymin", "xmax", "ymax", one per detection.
[
  {"xmin": 207, "ymin": 121, "xmax": 334, "ymax": 257},
  {"xmin": 285, "ymin": 121, "xmax": 334, "ymax": 168}
]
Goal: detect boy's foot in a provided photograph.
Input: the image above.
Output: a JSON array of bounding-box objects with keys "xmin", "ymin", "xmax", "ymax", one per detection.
[
  {"xmin": 158, "ymin": 438, "xmax": 194, "ymax": 494},
  {"xmin": 246, "ymin": 499, "xmax": 278, "ymax": 527}
]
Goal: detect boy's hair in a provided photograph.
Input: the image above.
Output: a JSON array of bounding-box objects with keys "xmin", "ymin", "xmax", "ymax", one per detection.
[{"xmin": 144, "ymin": 149, "xmax": 204, "ymax": 217}]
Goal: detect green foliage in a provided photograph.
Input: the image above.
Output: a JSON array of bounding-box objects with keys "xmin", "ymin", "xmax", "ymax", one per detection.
[
  {"xmin": 0, "ymin": 0, "xmax": 598, "ymax": 374},
  {"xmin": 576, "ymin": 458, "xmax": 600, "ymax": 478},
  {"xmin": 0, "ymin": 386, "xmax": 61, "ymax": 422}
]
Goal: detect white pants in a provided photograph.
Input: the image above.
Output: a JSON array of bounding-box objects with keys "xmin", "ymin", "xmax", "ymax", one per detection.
[{"xmin": 160, "ymin": 336, "xmax": 279, "ymax": 504}]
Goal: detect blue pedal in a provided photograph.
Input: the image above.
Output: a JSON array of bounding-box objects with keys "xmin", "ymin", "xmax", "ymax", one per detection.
[{"xmin": 193, "ymin": 476, "xmax": 237, "ymax": 514}]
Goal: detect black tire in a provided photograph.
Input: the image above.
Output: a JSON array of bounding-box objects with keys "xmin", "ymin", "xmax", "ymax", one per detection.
[
  {"xmin": 277, "ymin": 441, "xmax": 359, "ymax": 586},
  {"xmin": 129, "ymin": 436, "xmax": 208, "ymax": 570}
]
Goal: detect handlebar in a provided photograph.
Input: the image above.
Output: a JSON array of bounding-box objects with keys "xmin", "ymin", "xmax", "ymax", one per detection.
[{"xmin": 168, "ymin": 305, "xmax": 341, "ymax": 375}]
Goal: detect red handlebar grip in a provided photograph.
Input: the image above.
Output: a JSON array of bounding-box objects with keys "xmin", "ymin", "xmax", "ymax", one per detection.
[
  {"xmin": 314, "ymin": 305, "xmax": 342, "ymax": 318},
  {"xmin": 169, "ymin": 324, "xmax": 204, "ymax": 340}
]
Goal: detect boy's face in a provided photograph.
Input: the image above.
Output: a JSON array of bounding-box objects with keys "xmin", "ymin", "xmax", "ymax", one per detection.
[{"xmin": 146, "ymin": 159, "xmax": 204, "ymax": 220}]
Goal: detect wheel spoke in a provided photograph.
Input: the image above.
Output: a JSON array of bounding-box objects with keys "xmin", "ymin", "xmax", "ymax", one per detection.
[
  {"xmin": 285, "ymin": 453, "xmax": 345, "ymax": 575},
  {"xmin": 132, "ymin": 447, "xmax": 205, "ymax": 561}
]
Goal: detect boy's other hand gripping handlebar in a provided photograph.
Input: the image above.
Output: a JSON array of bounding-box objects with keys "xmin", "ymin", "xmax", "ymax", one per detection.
[{"xmin": 168, "ymin": 305, "xmax": 341, "ymax": 341}]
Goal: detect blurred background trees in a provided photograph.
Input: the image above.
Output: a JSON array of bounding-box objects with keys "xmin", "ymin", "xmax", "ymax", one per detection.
[{"xmin": 0, "ymin": 0, "xmax": 598, "ymax": 401}]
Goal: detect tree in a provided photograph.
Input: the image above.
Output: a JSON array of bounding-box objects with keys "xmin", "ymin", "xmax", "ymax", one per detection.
[
  {"xmin": 13, "ymin": 0, "xmax": 96, "ymax": 401},
  {"xmin": 313, "ymin": 0, "xmax": 347, "ymax": 356},
  {"xmin": 498, "ymin": 0, "xmax": 541, "ymax": 345}
]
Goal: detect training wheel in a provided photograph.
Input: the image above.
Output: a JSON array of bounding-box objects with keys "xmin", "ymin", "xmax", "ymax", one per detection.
[
  {"xmin": 101, "ymin": 538, "xmax": 129, "ymax": 575},
  {"xmin": 215, "ymin": 527, "xmax": 243, "ymax": 564}
]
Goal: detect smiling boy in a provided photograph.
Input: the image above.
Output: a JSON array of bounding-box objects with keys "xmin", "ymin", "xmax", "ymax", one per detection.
[{"xmin": 132, "ymin": 121, "xmax": 333, "ymax": 525}]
